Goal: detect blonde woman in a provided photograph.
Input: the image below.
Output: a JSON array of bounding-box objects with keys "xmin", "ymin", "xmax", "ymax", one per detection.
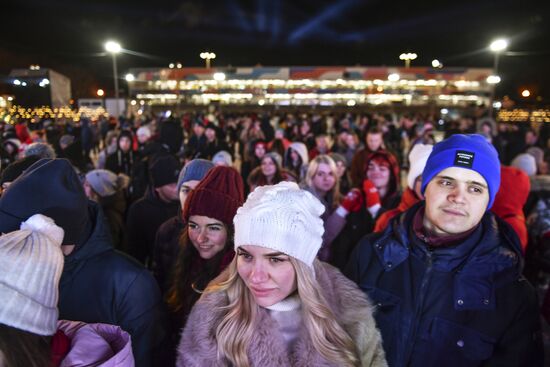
[
  {"xmin": 177, "ymin": 182, "xmax": 386, "ymax": 367},
  {"xmin": 303, "ymin": 154, "xmax": 364, "ymax": 261}
]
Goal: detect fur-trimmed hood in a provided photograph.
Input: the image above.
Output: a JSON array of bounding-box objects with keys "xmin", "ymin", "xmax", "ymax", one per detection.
[{"xmin": 177, "ymin": 261, "xmax": 386, "ymax": 366}]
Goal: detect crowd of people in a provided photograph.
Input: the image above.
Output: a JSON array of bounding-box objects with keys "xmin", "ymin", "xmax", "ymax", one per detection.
[{"xmin": 0, "ymin": 109, "xmax": 549, "ymax": 366}]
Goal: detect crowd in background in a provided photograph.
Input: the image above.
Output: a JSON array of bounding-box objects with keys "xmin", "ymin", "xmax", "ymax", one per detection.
[{"xmin": 2, "ymin": 109, "xmax": 550, "ymax": 366}]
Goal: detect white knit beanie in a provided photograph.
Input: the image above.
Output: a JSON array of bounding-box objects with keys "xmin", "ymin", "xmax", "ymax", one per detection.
[
  {"xmin": 407, "ymin": 144, "xmax": 433, "ymax": 190},
  {"xmin": 0, "ymin": 214, "xmax": 64, "ymax": 336},
  {"xmin": 511, "ymin": 153, "xmax": 537, "ymax": 177},
  {"xmin": 233, "ymin": 182, "xmax": 325, "ymax": 268}
]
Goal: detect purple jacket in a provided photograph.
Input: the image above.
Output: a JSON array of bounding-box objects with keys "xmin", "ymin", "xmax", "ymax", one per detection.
[{"xmin": 57, "ymin": 320, "xmax": 134, "ymax": 367}]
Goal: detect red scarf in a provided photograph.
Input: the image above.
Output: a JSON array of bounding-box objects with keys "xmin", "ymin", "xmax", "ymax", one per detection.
[{"xmin": 413, "ymin": 206, "xmax": 477, "ymax": 248}]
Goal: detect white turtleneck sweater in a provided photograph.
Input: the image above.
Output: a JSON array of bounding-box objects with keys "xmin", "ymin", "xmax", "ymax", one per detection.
[{"xmin": 266, "ymin": 294, "xmax": 303, "ymax": 352}]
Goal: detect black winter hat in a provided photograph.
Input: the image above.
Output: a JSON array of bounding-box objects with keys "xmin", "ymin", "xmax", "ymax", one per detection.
[
  {"xmin": 149, "ymin": 154, "xmax": 180, "ymax": 188},
  {"xmin": 0, "ymin": 158, "xmax": 89, "ymax": 245},
  {"xmin": 0, "ymin": 156, "xmax": 40, "ymax": 185}
]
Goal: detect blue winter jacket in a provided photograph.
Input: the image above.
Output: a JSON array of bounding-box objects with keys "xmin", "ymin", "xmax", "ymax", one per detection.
[
  {"xmin": 345, "ymin": 202, "xmax": 543, "ymax": 367},
  {"xmin": 58, "ymin": 201, "xmax": 167, "ymax": 367}
]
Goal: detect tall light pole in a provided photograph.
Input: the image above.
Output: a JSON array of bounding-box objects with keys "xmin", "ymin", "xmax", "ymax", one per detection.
[
  {"xmin": 200, "ymin": 52, "xmax": 216, "ymax": 69},
  {"xmin": 105, "ymin": 40, "xmax": 121, "ymax": 117},
  {"xmin": 399, "ymin": 53, "xmax": 417, "ymax": 68},
  {"xmin": 488, "ymin": 38, "xmax": 508, "ymax": 117}
]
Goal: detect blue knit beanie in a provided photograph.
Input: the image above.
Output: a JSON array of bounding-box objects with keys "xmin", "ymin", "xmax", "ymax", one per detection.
[
  {"xmin": 177, "ymin": 159, "xmax": 215, "ymax": 191},
  {"xmin": 421, "ymin": 134, "xmax": 501, "ymax": 209}
]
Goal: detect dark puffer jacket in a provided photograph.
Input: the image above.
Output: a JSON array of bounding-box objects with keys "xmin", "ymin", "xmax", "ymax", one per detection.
[
  {"xmin": 59, "ymin": 202, "xmax": 167, "ymax": 367},
  {"xmin": 345, "ymin": 202, "xmax": 543, "ymax": 367}
]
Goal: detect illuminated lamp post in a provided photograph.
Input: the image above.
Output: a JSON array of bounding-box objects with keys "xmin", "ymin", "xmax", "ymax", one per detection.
[
  {"xmin": 488, "ymin": 38, "xmax": 508, "ymax": 117},
  {"xmin": 200, "ymin": 52, "xmax": 216, "ymax": 69},
  {"xmin": 104, "ymin": 40, "xmax": 121, "ymax": 117},
  {"xmin": 399, "ymin": 53, "xmax": 417, "ymax": 68}
]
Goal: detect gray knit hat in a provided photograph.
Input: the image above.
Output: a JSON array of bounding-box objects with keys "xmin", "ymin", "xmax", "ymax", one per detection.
[
  {"xmin": 263, "ymin": 152, "xmax": 283, "ymax": 168},
  {"xmin": 24, "ymin": 142, "xmax": 56, "ymax": 159},
  {"xmin": 0, "ymin": 214, "xmax": 64, "ymax": 336},
  {"xmin": 85, "ymin": 169, "xmax": 129, "ymax": 197},
  {"xmin": 212, "ymin": 150, "xmax": 233, "ymax": 167},
  {"xmin": 177, "ymin": 159, "xmax": 215, "ymax": 191}
]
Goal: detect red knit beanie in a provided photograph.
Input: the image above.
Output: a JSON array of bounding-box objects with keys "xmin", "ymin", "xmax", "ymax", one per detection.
[{"xmin": 183, "ymin": 166, "xmax": 245, "ymax": 226}]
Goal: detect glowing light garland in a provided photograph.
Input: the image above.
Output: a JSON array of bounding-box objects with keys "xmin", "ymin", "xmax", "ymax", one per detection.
[{"xmin": 0, "ymin": 105, "xmax": 109, "ymax": 124}]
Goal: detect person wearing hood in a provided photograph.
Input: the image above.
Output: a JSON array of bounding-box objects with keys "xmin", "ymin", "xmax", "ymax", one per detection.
[
  {"xmin": 374, "ymin": 144, "xmax": 433, "ymax": 232},
  {"xmin": 333, "ymin": 150, "xmax": 401, "ymax": 266},
  {"xmin": 105, "ymin": 130, "xmax": 137, "ymax": 176},
  {"xmin": 126, "ymin": 154, "xmax": 180, "ymax": 266},
  {"xmin": 346, "ymin": 134, "xmax": 543, "ymax": 367},
  {"xmin": 0, "ymin": 213, "xmax": 134, "ymax": 367},
  {"xmin": 0, "ymin": 158, "xmax": 166, "ymax": 367},
  {"xmin": 490, "ymin": 166, "xmax": 530, "ymax": 252},
  {"xmin": 283, "ymin": 141, "xmax": 309, "ymax": 182}
]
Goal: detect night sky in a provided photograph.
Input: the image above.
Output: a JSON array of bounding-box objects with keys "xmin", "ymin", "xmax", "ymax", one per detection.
[{"xmin": 1, "ymin": 0, "xmax": 549, "ymax": 101}]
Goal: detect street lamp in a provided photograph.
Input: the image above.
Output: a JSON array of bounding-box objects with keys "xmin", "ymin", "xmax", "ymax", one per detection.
[
  {"xmin": 488, "ymin": 38, "xmax": 508, "ymax": 117},
  {"xmin": 104, "ymin": 40, "xmax": 121, "ymax": 116},
  {"xmin": 125, "ymin": 73, "xmax": 135, "ymax": 82},
  {"xmin": 399, "ymin": 53, "xmax": 417, "ymax": 68},
  {"xmin": 200, "ymin": 52, "xmax": 216, "ymax": 69},
  {"xmin": 431, "ymin": 59, "xmax": 442, "ymax": 68},
  {"xmin": 489, "ymin": 38, "xmax": 508, "ymax": 74}
]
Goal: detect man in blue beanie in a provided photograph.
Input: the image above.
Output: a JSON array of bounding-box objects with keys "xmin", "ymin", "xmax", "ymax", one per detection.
[{"xmin": 346, "ymin": 134, "xmax": 542, "ymax": 366}]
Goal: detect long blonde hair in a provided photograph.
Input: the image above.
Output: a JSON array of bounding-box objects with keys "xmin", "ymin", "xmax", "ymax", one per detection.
[
  {"xmin": 305, "ymin": 154, "xmax": 341, "ymax": 208},
  {"xmin": 205, "ymin": 257, "xmax": 359, "ymax": 367}
]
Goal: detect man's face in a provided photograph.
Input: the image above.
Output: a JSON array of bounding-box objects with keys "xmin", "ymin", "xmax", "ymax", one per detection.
[
  {"xmin": 137, "ymin": 133, "xmax": 149, "ymax": 144},
  {"xmin": 119, "ymin": 136, "xmax": 132, "ymax": 152},
  {"xmin": 366, "ymin": 133, "xmax": 383, "ymax": 151},
  {"xmin": 316, "ymin": 136, "xmax": 328, "ymax": 150},
  {"xmin": 155, "ymin": 182, "xmax": 179, "ymax": 203},
  {"xmin": 423, "ymin": 167, "xmax": 489, "ymax": 236},
  {"xmin": 205, "ymin": 128, "xmax": 216, "ymax": 142},
  {"xmin": 179, "ymin": 179, "xmax": 200, "ymax": 207},
  {"xmin": 193, "ymin": 124, "xmax": 205, "ymax": 136}
]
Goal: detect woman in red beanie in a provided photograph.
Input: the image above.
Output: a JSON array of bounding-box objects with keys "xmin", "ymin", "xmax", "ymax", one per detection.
[{"xmin": 166, "ymin": 166, "xmax": 245, "ymax": 353}]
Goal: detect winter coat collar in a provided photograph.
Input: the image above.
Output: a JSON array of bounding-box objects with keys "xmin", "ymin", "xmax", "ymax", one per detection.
[
  {"xmin": 177, "ymin": 261, "xmax": 387, "ymax": 366},
  {"xmin": 56, "ymin": 320, "xmax": 134, "ymax": 367},
  {"xmin": 374, "ymin": 201, "xmax": 523, "ymax": 310},
  {"xmin": 62, "ymin": 201, "xmax": 112, "ymax": 277}
]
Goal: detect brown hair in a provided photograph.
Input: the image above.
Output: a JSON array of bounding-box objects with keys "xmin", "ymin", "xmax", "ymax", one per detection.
[{"xmin": 0, "ymin": 324, "xmax": 51, "ymax": 367}]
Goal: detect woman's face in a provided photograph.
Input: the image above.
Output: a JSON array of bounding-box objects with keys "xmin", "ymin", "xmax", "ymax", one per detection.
[
  {"xmin": 290, "ymin": 149, "xmax": 300, "ymax": 163},
  {"xmin": 261, "ymin": 157, "xmax": 276, "ymax": 177},
  {"xmin": 312, "ymin": 163, "xmax": 336, "ymax": 194},
  {"xmin": 255, "ymin": 144, "xmax": 266, "ymax": 159},
  {"xmin": 237, "ymin": 245, "xmax": 297, "ymax": 308},
  {"xmin": 83, "ymin": 180, "xmax": 96, "ymax": 201},
  {"xmin": 188, "ymin": 215, "xmax": 228, "ymax": 260},
  {"xmin": 335, "ymin": 161, "xmax": 346, "ymax": 178},
  {"xmin": 366, "ymin": 160, "xmax": 390, "ymax": 190}
]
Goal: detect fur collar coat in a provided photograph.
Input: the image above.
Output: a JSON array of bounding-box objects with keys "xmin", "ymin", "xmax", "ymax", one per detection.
[{"xmin": 176, "ymin": 261, "xmax": 387, "ymax": 366}]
